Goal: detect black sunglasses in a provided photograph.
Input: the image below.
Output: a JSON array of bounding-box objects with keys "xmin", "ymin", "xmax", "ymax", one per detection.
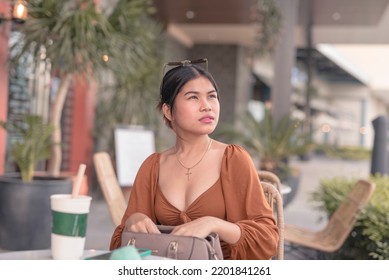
[{"xmin": 162, "ymin": 58, "xmax": 208, "ymax": 76}]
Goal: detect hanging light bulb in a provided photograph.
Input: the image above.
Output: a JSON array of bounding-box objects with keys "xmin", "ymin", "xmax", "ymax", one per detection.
[
  {"xmin": 12, "ymin": 0, "xmax": 28, "ymax": 23},
  {"xmin": 0, "ymin": 0, "xmax": 28, "ymax": 25}
]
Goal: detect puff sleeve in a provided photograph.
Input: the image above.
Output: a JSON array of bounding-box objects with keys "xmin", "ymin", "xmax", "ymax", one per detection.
[
  {"xmin": 109, "ymin": 153, "xmax": 160, "ymax": 250},
  {"xmin": 220, "ymin": 145, "xmax": 279, "ymax": 259}
]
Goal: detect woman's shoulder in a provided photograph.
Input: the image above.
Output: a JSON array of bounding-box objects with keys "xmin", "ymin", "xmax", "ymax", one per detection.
[
  {"xmin": 219, "ymin": 143, "xmax": 256, "ymax": 172},
  {"xmin": 144, "ymin": 152, "xmax": 160, "ymax": 161},
  {"xmin": 209, "ymin": 141, "xmax": 252, "ymax": 167},
  {"xmin": 139, "ymin": 152, "xmax": 161, "ymax": 169},
  {"xmin": 223, "ymin": 143, "xmax": 251, "ymax": 158},
  {"xmin": 211, "ymin": 140, "xmax": 244, "ymax": 152},
  {"xmin": 220, "ymin": 143, "xmax": 259, "ymax": 186}
]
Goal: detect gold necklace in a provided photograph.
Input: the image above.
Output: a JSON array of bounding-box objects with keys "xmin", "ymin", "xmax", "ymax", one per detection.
[{"xmin": 175, "ymin": 139, "xmax": 212, "ymax": 181}]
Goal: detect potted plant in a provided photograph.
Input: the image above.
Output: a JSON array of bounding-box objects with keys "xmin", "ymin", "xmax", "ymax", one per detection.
[
  {"xmin": 0, "ymin": 115, "xmax": 72, "ymax": 250},
  {"xmin": 311, "ymin": 175, "xmax": 389, "ymax": 260},
  {"xmin": 214, "ymin": 109, "xmax": 311, "ymax": 205}
]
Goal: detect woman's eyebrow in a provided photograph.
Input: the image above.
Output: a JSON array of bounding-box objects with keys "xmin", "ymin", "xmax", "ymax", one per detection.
[
  {"xmin": 183, "ymin": 89, "xmax": 217, "ymax": 96},
  {"xmin": 183, "ymin": 90, "xmax": 199, "ymax": 96}
]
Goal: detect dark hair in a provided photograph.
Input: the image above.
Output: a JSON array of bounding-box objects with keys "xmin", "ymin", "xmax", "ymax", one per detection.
[{"xmin": 157, "ymin": 64, "xmax": 219, "ymax": 128}]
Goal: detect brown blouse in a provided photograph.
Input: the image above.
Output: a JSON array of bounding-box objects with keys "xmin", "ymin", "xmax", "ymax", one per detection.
[{"xmin": 110, "ymin": 145, "xmax": 279, "ymax": 259}]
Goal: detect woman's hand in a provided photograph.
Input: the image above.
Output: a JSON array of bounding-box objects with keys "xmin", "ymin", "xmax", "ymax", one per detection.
[
  {"xmin": 171, "ymin": 216, "xmax": 215, "ymax": 238},
  {"xmin": 171, "ymin": 216, "xmax": 241, "ymax": 244},
  {"xmin": 125, "ymin": 212, "xmax": 160, "ymax": 234}
]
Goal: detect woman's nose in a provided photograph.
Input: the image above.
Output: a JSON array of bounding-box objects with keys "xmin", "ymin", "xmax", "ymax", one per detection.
[{"xmin": 200, "ymin": 99, "xmax": 211, "ymax": 111}]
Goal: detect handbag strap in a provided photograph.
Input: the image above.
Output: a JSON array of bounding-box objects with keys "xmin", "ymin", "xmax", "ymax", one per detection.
[
  {"xmin": 199, "ymin": 232, "xmax": 220, "ymax": 260},
  {"xmin": 167, "ymin": 241, "xmax": 178, "ymax": 259},
  {"xmin": 205, "ymin": 238, "xmax": 220, "ymax": 260}
]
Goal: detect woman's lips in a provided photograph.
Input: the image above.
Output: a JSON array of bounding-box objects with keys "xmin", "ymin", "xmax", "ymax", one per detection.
[{"xmin": 199, "ymin": 115, "xmax": 214, "ymax": 123}]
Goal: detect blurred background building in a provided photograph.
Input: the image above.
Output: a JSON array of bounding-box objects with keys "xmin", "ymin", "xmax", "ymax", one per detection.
[
  {"xmin": 153, "ymin": 0, "xmax": 389, "ymax": 149},
  {"xmin": 1, "ymin": 0, "xmax": 388, "ymax": 186}
]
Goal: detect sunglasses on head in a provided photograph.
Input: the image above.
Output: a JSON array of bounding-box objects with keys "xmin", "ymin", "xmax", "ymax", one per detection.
[{"xmin": 162, "ymin": 58, "xmax": 208, "ymax": 76}]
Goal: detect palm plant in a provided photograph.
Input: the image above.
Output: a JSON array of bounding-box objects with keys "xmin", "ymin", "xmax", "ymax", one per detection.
[
  {"xmin": 0, "ymin": 115, "xmax": 54, "ymax": 182},
  {"xmin": 252, "ymin": 0, "xmax": 283, "ymax": 56},
  {"xmin": 255, "ymin": 109, "xmax": 309, "ymax": 176},
  {"xmin": 10, "ymin": 0, "xmax": 160, "ymax": 176},
  {"xmin": 94, "ymin": 15, "xmax": 163, "ymax": 155},
  {"xmin": 215, "ymin": 108, "xmax": 309, "ymax": 181}
]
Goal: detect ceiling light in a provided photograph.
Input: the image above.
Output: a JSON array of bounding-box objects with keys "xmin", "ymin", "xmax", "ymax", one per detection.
[
  {"xmin": 185, "ymin": 10, "xmax": 195, "ymax": 20},
  {"xmin": 0, "ymin": 0, "xmax": 28, "ymax": 25},
  {"xmin": 332, "ymin": 12, "xmax": 341, "ymax": 21}
]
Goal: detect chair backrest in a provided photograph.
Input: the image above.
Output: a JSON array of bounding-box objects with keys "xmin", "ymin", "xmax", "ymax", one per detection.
[
  {"xmin": 258, "ymin": 170, "xmax": 281, "ymax": 193},
  {"xmin": 261, "ymin": 181, "xmax": 284, "ymax": 260},
  {"xmin": 93, "ymin": 152, "xmax": 127, "ymax": 226},
  {"xmin": 322, "ymin": 179, "xmax": 375, "ymax": 251}
]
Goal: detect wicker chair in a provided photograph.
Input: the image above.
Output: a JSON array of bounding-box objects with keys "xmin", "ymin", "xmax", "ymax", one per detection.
[
  {"xmin": 93, "ymin": 152, "xmax": 127, "ymax": 227},
  {"xmin": 258, "ymin": 170, "xmax": 281, "ymax": 193},
  {"xmin": 261, "ymin": 181, "xmax": 284, "ymax": 260},
  {"xmin": 284, "ymin": 179, "xmax": 375, "ymax": 259}
]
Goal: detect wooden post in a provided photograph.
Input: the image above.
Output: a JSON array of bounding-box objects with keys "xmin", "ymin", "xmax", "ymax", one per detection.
[
  {"xmin": 271, "ymin": 0, "xmax": 299, "ymax": 125},
  {"xmin": 0, "ymin": 2, "xmax": 12, "ymax": 175}
]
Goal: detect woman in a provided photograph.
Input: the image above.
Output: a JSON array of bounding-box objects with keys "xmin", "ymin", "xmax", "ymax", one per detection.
[{"xmin": 110, "ymin": 59, "xmax": 279, "ymax": 259}]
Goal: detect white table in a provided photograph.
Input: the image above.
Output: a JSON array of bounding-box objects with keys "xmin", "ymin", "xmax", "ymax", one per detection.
[
  {"xmin": 0, "ymin": 249, "xmax": 107, "ymax": 260},
  {"xmin": 280, "ymin": 184, "xmax": 292, "ymax": 206},
  {"xmin": 280, "ymin": 184, "xmax": 292, "ymax": 195},
  {"xmin": 0, "ymin": 249, "xmax": 168, "ymax": 260}
]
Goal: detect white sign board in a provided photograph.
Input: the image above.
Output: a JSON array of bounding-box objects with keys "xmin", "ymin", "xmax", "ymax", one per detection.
[{"xmin": 114, "ymin": 126, "xmax": 155, "ymax": 186}]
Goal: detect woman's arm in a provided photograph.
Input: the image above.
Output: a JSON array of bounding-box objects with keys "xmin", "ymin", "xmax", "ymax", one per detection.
[
  {"xmin": 109, "ymin": 153, "xmax": 160, "ymax": 250},
  {"xmin": 221, "ymin": 145, "xmax": 279, "ymax": 259},
  {"xmin": 171, "ymin": 216, "xmax": 241, "ymax": 244}
]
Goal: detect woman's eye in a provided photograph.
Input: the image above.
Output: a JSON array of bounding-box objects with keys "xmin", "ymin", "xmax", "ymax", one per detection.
[{"xmin": 188, "ymin": 95, "xmax": 198, "ymax": 100}]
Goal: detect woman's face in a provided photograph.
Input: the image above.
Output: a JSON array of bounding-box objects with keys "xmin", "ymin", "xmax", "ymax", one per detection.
[{"xmin": 164, "ymin": 76, "xmax": 220, "ymax": 135}]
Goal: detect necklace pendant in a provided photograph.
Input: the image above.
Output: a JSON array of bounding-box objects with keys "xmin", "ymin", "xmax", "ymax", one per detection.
[
  {"xmin": 185, "ymin": 168, "xmax": 192, "ymax": 181},
  {"xmin": 175, "ymin": 139, "xmax": 212, "ymax": 181}
]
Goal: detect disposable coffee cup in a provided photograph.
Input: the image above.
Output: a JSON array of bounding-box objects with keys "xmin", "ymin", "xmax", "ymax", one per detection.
[{"xmin": 50, "ymin": 194, "xmax": 92, "ymax": 260}]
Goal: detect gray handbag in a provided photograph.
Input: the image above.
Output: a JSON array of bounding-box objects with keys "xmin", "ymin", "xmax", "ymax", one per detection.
[{"xmin": 121, "ymin": 225, "xmax": 223, "ymax": 260}]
